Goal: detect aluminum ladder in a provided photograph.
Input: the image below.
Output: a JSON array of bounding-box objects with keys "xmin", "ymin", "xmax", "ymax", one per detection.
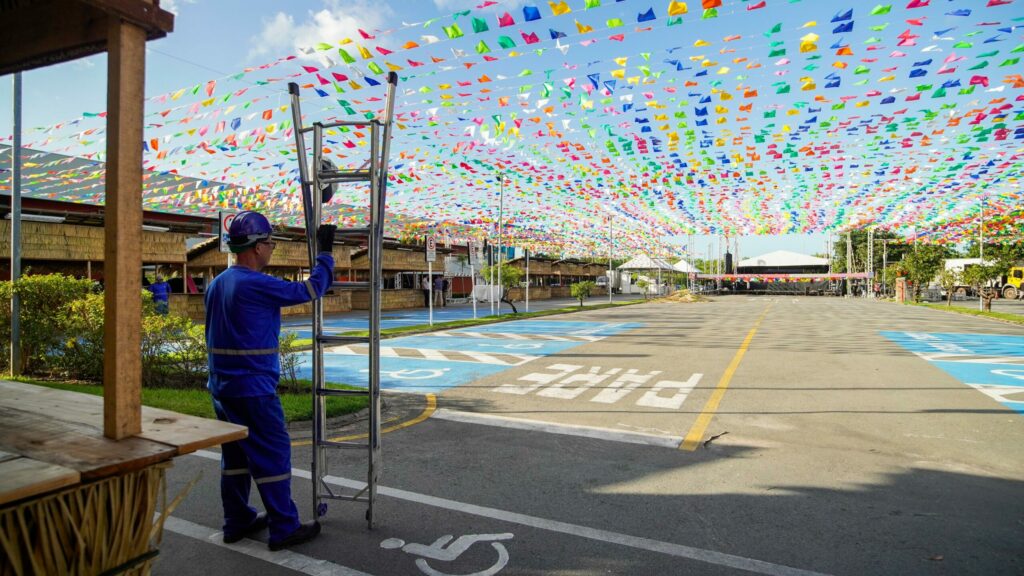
[{"xmin": 287, "ymin": 71, "xmax": 398, "ymax": 528}]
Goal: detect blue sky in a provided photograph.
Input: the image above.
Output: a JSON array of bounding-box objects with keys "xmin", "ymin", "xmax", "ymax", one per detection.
[{"xmin": 5, "ymin": 0, "xmax": 1011, "ymax": 259}]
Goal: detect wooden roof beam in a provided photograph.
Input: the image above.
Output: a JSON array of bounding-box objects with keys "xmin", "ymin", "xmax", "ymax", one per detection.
[{"xmin": 0, "ymin": 0, "xmax": 174, "ymax": 76}]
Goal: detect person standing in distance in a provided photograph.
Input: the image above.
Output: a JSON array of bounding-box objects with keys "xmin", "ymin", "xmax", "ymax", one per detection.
[
  {"xmin": 146, "ymin": 274, "xmax": 171, "ymax": 315},
  {"xmin": 205, "ymin": 210, "xmax": 336, "ymax": 550}
]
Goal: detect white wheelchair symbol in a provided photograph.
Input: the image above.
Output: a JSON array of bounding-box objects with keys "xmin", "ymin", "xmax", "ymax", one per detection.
[
  {"xmin": 381, "ymin": 533, "xmax": 513, "ymax": 576},
  {"xmin": 360, "ymin": 368, "xmax": 451, "ymax": 380},
  {"xmin": 478, "ymin": 343, "xmax": 543, "ymax": 350}
]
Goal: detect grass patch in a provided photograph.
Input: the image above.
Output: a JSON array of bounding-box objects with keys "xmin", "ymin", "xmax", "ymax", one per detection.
[
  {"xmin": 913, "ymin": 302, "xmax": 1024, "ymax": 326},
  {"xmin": 11, "ymin": 377, "xmax": 368, "ymax": 422}
]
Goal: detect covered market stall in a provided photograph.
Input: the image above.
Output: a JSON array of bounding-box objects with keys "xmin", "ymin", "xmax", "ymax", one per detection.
[{"xmin": 1, "ymin": 2, "xmax": 245, "ymax": 574}]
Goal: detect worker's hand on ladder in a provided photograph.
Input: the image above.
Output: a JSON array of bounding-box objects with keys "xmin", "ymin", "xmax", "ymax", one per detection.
[{"xmin": 317, "ymin": 224, "xmax": 337, "ymax": 254}]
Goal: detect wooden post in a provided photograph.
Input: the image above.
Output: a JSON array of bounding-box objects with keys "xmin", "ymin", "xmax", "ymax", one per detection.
[{"xmin": 103, "ymin": 17, "xmax": 146, "ymax": 440}]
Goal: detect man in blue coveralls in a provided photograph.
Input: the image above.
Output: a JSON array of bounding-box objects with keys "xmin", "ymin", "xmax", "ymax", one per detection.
[
  {"xmin": 146, "ymin": 274, "xmax": 171, "ymax": 315},
  {"xmin": 205, "ymin": 210, "xmax": 336, "ymax": 550}
]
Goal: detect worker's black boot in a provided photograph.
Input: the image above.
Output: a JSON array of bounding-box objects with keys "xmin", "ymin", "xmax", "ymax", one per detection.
[{"xmin": 268, "ymin": 521, "xmax": 321, "ymax": 551}]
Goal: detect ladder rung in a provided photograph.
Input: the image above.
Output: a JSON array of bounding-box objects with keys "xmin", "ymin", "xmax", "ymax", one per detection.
[
  {"xmin": 332, "ymin": 281, "xmax": 370, "ymax": 289},
  {"xmin": 317, "ymin": 335, "xmax": 369, "ymax": 346},
  {"xmin": 317, "ymin": 493, "xmax": 370, "ymax": 503},
  {"xmin": 319, "ymin": 170, "xmax": 372, "ymax": 183},
  {"xmin": 336, "ymin": 227, "xmax": 370, "ymax": 237},
  {"xmin": 317, "ymin": 387, "xmax": 369, "ymax": 397},
  {"xmin": 319, "ymin": 120, "xmax": 379, "ymax": 130},
  {"xmin": 320, "ymin": 439, "xmax": 370, "ymax": 449}
]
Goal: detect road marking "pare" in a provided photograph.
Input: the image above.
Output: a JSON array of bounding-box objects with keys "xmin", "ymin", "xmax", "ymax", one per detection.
[{"xmin": 494, "ymin": 363, "xmax": 702, "ymax": 409}]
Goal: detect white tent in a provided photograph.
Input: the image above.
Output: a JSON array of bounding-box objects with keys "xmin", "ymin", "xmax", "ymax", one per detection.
[
  {"xmin": 673, "ymin": 259, "xmax": 697, "ymax": 273},
  {"xmin": 617, "ymin": 254, "xmax": 675, "ymax": 271},
  {"xmin": 738, "ymin": 250, "xmax": 828, "ymax": 268},
  {"xmin": 616, "ymin": 254, "xmax": 674, "ymax": 296}
]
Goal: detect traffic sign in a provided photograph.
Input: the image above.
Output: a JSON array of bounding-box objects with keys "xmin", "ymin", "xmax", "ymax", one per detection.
[
  {"xmin": 425, "ymin": 236, "xmax": 436, "ymax": 262},
  {"xmin": 468, "ymin": 240, "xmax": 480, "ymax": 267},
  {"xmin": 219, "ymin": 211, "xmax": 237, "ymax": 253}
]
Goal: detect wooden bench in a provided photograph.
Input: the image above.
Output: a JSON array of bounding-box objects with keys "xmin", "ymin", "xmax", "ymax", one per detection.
[{"xmin": 0, "ymin": 379, "xmax": 245, "ymax": 506}]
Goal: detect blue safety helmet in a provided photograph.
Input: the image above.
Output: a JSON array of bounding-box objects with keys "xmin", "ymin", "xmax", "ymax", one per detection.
[{"xmin": 227, "ymin": 211, "xmax": 272, "ymax": 253}]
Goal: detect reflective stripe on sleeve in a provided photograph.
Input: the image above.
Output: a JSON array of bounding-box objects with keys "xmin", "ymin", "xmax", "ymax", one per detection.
[
  {"xmin": 304, "ymin": 280, "xmax": 316, "ymax": 300},
  {"xmin": 210, "ymin": 347, "xmax": 279, "ymax": 356},
  {"xmin": 254, "ymin": 473, "xmax": 291, "ymax": 485},
  {"xmin": 222, "ymin": 468, "xmax": 250, "ymax": 476}
]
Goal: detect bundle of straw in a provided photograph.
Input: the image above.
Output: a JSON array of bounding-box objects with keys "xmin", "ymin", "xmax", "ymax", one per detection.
[{"xmin": 0, "ymin": 461, "xmax": 193, "ymax": 576}]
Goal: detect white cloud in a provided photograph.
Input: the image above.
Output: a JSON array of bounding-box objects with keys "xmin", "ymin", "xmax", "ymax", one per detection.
[
  {"xmin": 158, "ymin": 0, "xmax": 195, "ymax": 15},
  {"xmin": 250, "ymin": 0, "xmax": 394, "ymax": 61},
  {"xmin": 432, "ymin": 0, "xmax": 527, "ymax": 12}
]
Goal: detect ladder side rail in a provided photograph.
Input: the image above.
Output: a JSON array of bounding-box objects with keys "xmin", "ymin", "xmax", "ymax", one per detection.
[
  {"xmin": 366, "ymin": 72, "xmax": 398, "ymax": 528},
  {"xmin": 287, "ymin": 83, "xmax": 319, "ymax": 261},
  {"xmin": 311, "ymin": 122, "xmax": 329, "ymax": 520},
  {"xmin": 288, "ymin": 83, "xmax": 325, "ymax": 521},
  {"xmin": 366, "ymin": 121, "xmax": 383, "ymax": 528}
]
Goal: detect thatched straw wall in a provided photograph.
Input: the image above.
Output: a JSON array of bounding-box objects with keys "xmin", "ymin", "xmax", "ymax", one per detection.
[
  {"xmin": 188, "ymin": 241, "xmax": 351, "ymax": 269},
  {"xmin": 350, "ymin": 248, "xmax": 430, "ymax": 272},
  {"xmin": 0, "ymin": 221, "xmax": 186, "ymax": 263}
]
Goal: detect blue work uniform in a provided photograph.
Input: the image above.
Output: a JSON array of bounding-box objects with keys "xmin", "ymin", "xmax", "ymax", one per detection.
[
  {"xmin": 205, "ymin": 253, "xmax": 333, "ymax": 543},
  {"xmin": 146, "ymin": 281, "xmax": 171, "ymax": 314}
]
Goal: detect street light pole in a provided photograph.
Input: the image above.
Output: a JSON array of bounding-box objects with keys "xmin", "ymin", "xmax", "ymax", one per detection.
[
  {"xmin": 10, "ymin": 72, "xmax": 23, "ymax": 375},
  {"xmin": 608, "ymin": 214, "xmax": 613, "ymax": 304},
  {"xmin": 979, "ymin": 196, "xmax": 984, "ymax": 261},
  {"xmin": 882, "ymin": 240, "xmax": 888, "ymax": 297},
  {"xmin": 496, "ymin": 173, "xmax": 505, "ymax": 315}
]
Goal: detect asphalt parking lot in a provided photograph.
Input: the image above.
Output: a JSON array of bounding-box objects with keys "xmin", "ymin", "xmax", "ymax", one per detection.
[{"xmin": 158, "ymin": 296, "xmax": 1024, "ymax": 576}]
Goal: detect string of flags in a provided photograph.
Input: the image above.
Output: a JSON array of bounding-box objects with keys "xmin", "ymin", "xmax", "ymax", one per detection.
[{"xmin": 1, "ymin": 0, "xmax": 1022, "ymax": 256}]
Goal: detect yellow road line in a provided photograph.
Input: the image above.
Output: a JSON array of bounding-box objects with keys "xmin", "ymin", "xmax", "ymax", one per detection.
[
  {"xmin": 291, "ymin": 393, "xmax": 437, "ymax": 447},
  {"xmin": 680, "ymin": 303, "xmax": 772, "ymax": 451}
]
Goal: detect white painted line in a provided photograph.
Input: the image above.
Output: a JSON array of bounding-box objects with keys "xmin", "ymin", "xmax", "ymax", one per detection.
[
  {"xmin": 915, "ymin": 352, "xmax": 1024, "ymax": 365},
  {"xmin": 162, "ymin": 515, "xmax": 374, "ymax": 576},
  {"xmin": 431, "ymin": 408, "xmax": 684, "ymax": 449},
  {"xmin": 419, "ymin": 348, "xmax": 449, "ymax": 361},
  {"xmin": 458, "ymin": 350, "xmax": 539, "ymax": 366},
  {"xmin": 191, "ymin": 451, "xmax": 828, "ymax": 576}
]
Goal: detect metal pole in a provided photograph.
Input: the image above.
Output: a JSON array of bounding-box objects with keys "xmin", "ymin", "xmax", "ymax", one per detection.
[
  {"xmin": 882, "ymin": 241, "xmax": 888, "ymax": 297},
  {"xmin": 428, "ymin": 260, "xmax": 433, "ymax": 325},
  {"xmin": 470, "ymin": 263, "xmax": 477, "ymax": 319},
  {"xmin": 846, "ymin": 232, "xmax": 853, "ymax": 297},
  {"xmin": 866, "ymin": 229, "xmax": 874, "ymax": 298},
  {"xmin": 979, "ymin": 197, "xmax": 984, "ymax": 261},
  {"xmin": 608, "ymin": 215, "xmax": 613, "ymax": 304},
  {"xmin": 489, "ymin": 242, "xmax": 495, "ymax": 316},
  {"xmin": 979, "ymin": 197, "xmax": 985, "ymax": 312},
  {"xmin": 496, "ymin": 174, "xmax": 504, "ymax": 315},
  {"xmin": 10, "ymin": 73, "xmax": 23, "ymax": 375},
  {"xmin": 525, "ymin": 249, "xmax": 530, "ymax": 312}
]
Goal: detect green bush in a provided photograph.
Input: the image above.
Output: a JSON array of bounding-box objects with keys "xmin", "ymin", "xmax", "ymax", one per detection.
[
  {"xmin": 571, "ymin": 281, "xmax": 596, "ymax": 307},
  {"xmin": 142, "ymin": 306, "xmax": 208, "ymax": 389},
  {"xmin": 0, "ymin": 281, "xmax": 11, "ymax": 373},
  {"xmin": 3, "ymin": 273, "xmax": 209, "ymax": 387},
  {"xmin": 278, "ymin": 332, "xmax": 303, "ymax": 393},
  {"xmin": 3, "ymin": 274, "xmax": 93, "ymax": 374},
  {"xmin": 56, "ymin": 292, "xmax": 106, "ymax": 381}
]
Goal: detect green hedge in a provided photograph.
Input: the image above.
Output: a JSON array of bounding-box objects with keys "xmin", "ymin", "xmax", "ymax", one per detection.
[{"xmin": 2, "ymin": 274, "xmax": 285, "ymax": 390}]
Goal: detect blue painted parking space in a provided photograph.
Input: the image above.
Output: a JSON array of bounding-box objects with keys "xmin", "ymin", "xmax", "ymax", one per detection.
[
  {"xmin": 882, "ymin": 331, "xmax": 1024, "ymax": 415},
  {"xmin": 282, "ymin": 307, "xmax": 556, "ymax": 339},
  {"xmin": 462, "ymin": 320, "xmax": 641, "ymax": 337},
  {"xmin": 291, "ymin": 318, "xmax": 644, "ymax": 394},
  {"xmin": 382, "ymin": 334, "xmax": 580, "ymax": 355},
  {"xmin": 296, "ymin": 354, "xmax": 510, "ymax": 394}
]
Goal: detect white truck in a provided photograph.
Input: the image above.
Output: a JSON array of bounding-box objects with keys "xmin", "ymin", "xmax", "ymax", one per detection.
[{"xmin": 937, "ymin": 258, "xmax": 991, "ymax": 298}]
